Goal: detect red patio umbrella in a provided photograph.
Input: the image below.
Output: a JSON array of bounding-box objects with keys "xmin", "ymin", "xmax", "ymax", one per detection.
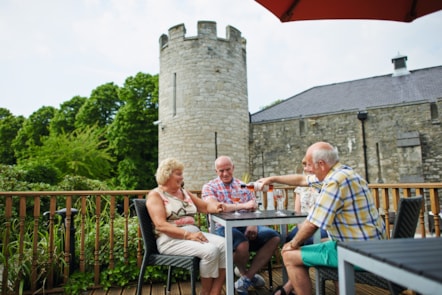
[{"xmin": 255, "ymin": 0, "xmax": 442, "ymax": 23}]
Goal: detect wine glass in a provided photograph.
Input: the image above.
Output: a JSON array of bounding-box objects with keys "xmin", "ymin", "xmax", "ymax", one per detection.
[
  {"xmin": 274, "ymin": 189, "xmax": 286, "ymax": 216},
  {"xmin": 231, "ymin": 189, "xmax": 242, "ymax": 216},
  {"xmin": 247, "ymin": 182, "xmax": 262, "ymax": 214}
]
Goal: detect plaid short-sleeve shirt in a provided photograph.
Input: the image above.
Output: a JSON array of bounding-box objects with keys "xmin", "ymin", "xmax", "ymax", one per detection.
[
  {"xmin": 202, "ymin": 177, "xmax": 254, "ymax": 230},
  {"xmin": 306, "ymin": 163, "xmax": 386, "ymax": 241}
]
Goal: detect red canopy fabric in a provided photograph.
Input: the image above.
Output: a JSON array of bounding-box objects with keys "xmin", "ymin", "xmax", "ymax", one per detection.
[{"xmin": 255, "ymin": 0, "xmax": 442, "ymax": 23}]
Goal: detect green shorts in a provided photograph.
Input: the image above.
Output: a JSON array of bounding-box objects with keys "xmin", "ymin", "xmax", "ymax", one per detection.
[
  {"xmin": 301, "ymin": 240, "xmax": 363, "ymax": 271},
  {"xmin": 301, "ymin": 240, "xmax": 338, "ymax": 267}
]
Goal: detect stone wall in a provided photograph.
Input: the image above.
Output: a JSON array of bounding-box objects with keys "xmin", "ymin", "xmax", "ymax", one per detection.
[{"xmin": 249, "ymin": 100, "xmax": 442, "ymax": 185}]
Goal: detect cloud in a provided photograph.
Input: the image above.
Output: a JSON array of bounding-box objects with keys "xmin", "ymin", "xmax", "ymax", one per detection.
[{"xmin": 1, "ymin": 0, "xmax": 441, "ymax": 116}]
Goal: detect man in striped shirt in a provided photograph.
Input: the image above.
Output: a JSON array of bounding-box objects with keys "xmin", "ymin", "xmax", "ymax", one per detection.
[{"xmin": 258, "ymin": 142, "xmax": 386, "ymax": 295}]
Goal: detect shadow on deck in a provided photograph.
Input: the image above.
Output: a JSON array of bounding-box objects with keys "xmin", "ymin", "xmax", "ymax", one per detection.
[{"xmin": 89, "ymin": 266, "xmax": 391, "ymax": 295}]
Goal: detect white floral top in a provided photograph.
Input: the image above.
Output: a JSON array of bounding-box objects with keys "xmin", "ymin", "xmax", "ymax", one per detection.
[{"xmin": 294, "ymin": 186, "xmax": 320, "ymax": 214}]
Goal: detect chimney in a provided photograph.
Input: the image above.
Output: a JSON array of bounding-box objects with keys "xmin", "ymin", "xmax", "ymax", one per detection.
[{"xmin": 391, "ymin": 53, "xmax": 410, "ymax": 77}]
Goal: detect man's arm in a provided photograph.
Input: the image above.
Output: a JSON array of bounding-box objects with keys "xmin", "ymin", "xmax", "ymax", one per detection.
[
  {"xmin": 289, "ymin": 220, "xmax": 318, "ymax": 249},
  {"xmin": 258, "ymin": 174, "xmax": 309, "ymax": 187}
]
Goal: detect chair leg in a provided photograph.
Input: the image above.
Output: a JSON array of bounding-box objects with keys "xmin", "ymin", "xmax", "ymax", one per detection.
[
  {"xmin": 267, "ymin": 261, "xmax": 273, "ymax": 291},
  {"xmin": 166, "ymin": 266, "xmax": 173, "ymax": 294},
  {"xmin": 137, "ymin": 258, "xmax": 147, "ymax": 295},
  {"xmin": 190, "ymin": 267, "xmax": 197, "ymax": 295}
]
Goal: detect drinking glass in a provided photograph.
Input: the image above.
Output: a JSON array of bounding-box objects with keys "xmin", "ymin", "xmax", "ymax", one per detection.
[
  {"xmin": 274, "ymin": 189, "xmax": 286, "ymax": 216},
  {"xmin": 247, "ymin": 183, "xmax": 262, "ymax": 214},
  {"xmin": 255, "ymin": 191, "xmax": 263, "ymax": 214},
  {"xmin": 231, "ymin": 189, "xmax": 242, "ymax": 216}
]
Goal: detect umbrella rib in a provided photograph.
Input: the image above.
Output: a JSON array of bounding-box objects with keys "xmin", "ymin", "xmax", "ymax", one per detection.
[
  {"xmin": 406, "ymin": 0, "xmax": 418, "ymax": 22},
  {"xmin": 281, "ymin": 0, "xmax": 301, "ymax": 22}
]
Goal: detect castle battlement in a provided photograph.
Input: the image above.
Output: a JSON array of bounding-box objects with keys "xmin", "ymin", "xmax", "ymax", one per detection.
[
  {"xmin": 158, "ymin": 21, "xmax": 249, "ymax": 190},
  {"xmin": 159, "ymin": 21, "xmax": 245, "ymax": 49}
]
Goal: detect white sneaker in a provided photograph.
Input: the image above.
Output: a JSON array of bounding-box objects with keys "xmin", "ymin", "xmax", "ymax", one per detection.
[
  {"xmin": 234, "ymin": 266, "xmax": 241, "ymax": 277},
  {"xmin": 251, "ymin": 274, "xmax": 266, "ymax": 289},
  {"xmin": 235, "ymin": 276, "xmax": 252, "ymax": 295}
]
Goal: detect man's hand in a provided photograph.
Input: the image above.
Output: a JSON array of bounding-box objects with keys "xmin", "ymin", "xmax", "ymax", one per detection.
[
  {"xmin": 245, "ymin": 226, "xmax": 258, "ymax": 240},
  {"xmin": 281, "ymin": 241, "xmax": 299, "ymax": 254},
  {"xmin": 243, "ymin": 200, "xmax": 256, "ymax": 211}
]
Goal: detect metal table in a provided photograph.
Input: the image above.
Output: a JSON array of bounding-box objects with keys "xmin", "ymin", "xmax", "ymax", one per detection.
[
  {"xmin": 210, "ymin": 210, "xmax": 307, "ymax": 294},
  {"xmin": 338, "ymin": 238, "xmax": 442, "ymax": 295}
]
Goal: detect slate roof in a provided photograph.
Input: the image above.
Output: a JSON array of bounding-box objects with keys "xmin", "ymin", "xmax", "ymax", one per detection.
[{"xmin": 251, "ymin": 65, "xmax": 442, "ymax": 123}]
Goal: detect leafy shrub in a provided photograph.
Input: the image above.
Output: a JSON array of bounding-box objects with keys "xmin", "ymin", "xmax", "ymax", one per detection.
[
  {"xmin": 21, "ymin": 162, "xmax": 61, "ymax": 185},
  {"xmin": 58, "ymin": 175, "xmax": 110, "ymax": 191}
]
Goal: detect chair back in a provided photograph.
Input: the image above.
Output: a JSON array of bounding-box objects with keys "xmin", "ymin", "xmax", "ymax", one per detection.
[
  {"xmin": 133, "ymin": 199, "xmax": 160, "ymax": 255},
  {"xmin": 391, "ymin": 195, "xmax": 423, "ymax": 239}
]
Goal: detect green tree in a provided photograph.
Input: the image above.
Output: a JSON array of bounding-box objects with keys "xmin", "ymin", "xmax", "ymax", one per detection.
[
  {"xmin": 0, "ymin": 108, "xmax": 25, "ymax": 165},
  {"xmin": 108, "ymin": 73, "xmax": 158, "ymax": 189},
  {"xmin": 26, "ymin": 126, "xmax": 115, "ymax": 180},
  {"xmin": 75, "ymin": 83, "xmax": 123, "ymax": 130},
  {"xmin": 50, "ymin": 96, "xmax": 87, "ymax": 135},
  {"xmin": 12, "ymin": 106, "xmax": 56, "ymax": 161}
]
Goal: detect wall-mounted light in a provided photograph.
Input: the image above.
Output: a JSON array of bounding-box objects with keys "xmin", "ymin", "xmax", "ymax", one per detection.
[
  {"xmin": 357, "ymin": 111, "xmax": 368, "ymax": 121},
  {"xmin": 153, "ymin": 120, "xmax": 165, "ymax": 130}
]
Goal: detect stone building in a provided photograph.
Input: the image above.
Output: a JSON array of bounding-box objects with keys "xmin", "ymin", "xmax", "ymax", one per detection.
[
  {"xmin": 158, "ymin": 21, "xmax": 442, "ymax": 190},
  {"xmin": 250, "ymin": 57, "xmax": 442, "ymax": 185},
  {"xmin": 158, "ymin": 21, "xmax": 249, "ymax": 189}
]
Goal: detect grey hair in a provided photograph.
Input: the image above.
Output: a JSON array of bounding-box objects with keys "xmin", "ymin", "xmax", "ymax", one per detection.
[{"xmin": 312, "ymin": 144, "xmax": 339, "ymax": 166}]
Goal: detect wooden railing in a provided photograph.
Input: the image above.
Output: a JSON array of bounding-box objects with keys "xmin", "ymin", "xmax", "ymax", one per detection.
[{"xmin": 0, "ymin": 184, "xmax": 441, "ymax": 294}]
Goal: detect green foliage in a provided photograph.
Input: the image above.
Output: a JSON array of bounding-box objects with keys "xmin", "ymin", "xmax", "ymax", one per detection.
[
  {"xmin": 0, "ymin": 110, "xmax": 24, "ymax": 165},
  {"xmin": 57, "ymin": 175, "xmax": 110, "ymax": 191},
  {"xmin": 1, "ymin": 214, "xmax": 66, "ymax": 293},
  {"xmin": 0, "ymin": 71, "xmax": 166, "ymax": 293},
  {"xmin": 0, "ymin": 164, "xmax": 54, "ymax": 192},
  {"xmin": 50, "ymin": 96, "xmax": 87, "ymax": 135},
  {"xmin": 99, "ymin": 258, "xmax": 139, "ymax": 290},
  {"xmin": 75, "ymin": 82, "xmax": 123, "ymax": 129},
  {"xmin": 21, "ymin": 162, "xmax": 61, "ymax": 185},
  {"xmin": 24, "ymin": 126, "xmax": 115, "ymax": 180},
  {"xmin": 64, "ymin": 271, "xmax": 94, "ymax": 295},
  {"xmin": 0, "ymin": 72, "xmax": 159, "ymax": 187},
  {"xmin": 107, "ymin": 73, "xmax": 159, "ymax": 189},
  {"xmin": 82, "ymin": 213, "xmax": 140, "ymax": 267},
  {"xmin": 12, "ymin": 106, "xmax": 56, "ymax": 161},
  {"xmin": 260, "ymin": 99, "xmax": 284, "ymax": 110}
]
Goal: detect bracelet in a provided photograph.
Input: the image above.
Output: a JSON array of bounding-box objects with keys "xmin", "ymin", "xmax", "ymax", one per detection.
[{"xmin": 183, "ymin": 231, "xmax": 188, "ymax": 240}]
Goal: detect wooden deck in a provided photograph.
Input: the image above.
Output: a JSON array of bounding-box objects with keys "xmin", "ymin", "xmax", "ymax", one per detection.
[{"xmin": 88, "ymin": 266, "xmax": 392, "ymax": 295}]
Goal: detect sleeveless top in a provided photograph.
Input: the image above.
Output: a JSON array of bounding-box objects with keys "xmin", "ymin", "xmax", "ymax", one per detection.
[{"xmin": 154, "ymin": 188, "xmax": 197, "ymax": 230}]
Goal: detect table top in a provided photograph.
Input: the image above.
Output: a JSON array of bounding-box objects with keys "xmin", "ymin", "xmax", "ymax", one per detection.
[
  {"xmin": 212, "ymin": 210, "xmax": 307, "ymax": 221},
  {"xmin": 338, "ymin": 238, "xmax": 442, "ymax": 283}
]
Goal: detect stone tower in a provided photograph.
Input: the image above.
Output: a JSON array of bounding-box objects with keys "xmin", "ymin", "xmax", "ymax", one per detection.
[{"xmin": 158, "ymin": 21, "xmax": 249, "ymax": 190}]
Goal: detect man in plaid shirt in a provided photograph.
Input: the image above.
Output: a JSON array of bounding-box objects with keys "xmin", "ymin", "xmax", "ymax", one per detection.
[
  {"xmin": 202, "ymin": 156, "xmax": 281, "ymax": 295},
  {"xmin": 258, "ymin": 142, "xmax": 386, "ymax": 295}
]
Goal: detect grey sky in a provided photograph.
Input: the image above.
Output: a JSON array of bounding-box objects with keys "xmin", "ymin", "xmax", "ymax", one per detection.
[{"xmin": 1, "ymin": 0, "xmax": 441, "ymax": 117}]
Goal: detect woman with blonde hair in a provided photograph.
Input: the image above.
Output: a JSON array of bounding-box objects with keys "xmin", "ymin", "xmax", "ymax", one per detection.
[{"xmin": 146, "ymin": 158, "xmax": 226, "ymax": 295}]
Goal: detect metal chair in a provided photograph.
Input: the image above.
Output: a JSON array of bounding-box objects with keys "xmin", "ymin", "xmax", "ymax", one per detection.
[
  {"xmin": 314, "ymin": 195, "xmax": 423, "ymax": 295},
  {"xmin": 133, "ymin": 199, "xmax": 200, "ymax": 295}
]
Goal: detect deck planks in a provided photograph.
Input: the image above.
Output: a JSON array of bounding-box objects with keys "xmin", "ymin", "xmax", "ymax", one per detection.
[{"xmin": 89, "ymin": 265, "xmax": 392, "ymax": 294}]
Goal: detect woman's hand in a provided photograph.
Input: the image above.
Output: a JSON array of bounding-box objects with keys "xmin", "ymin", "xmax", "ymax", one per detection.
[
  {"xmin": 187, "ymin": 231, "xmax": 208, "ymax": 243},
  {"xmin": 209, "ymin": 202, "xmax": 224, "ymax": 213}
]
